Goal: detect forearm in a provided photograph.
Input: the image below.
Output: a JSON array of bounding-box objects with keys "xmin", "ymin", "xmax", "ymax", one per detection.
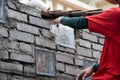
[{"xmin": 60, "ymin": 16, "xmax": 88, "ymax": 29}]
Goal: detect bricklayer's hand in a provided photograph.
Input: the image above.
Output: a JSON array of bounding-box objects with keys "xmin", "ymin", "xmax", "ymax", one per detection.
[
  {"xmin": 51, "ymin": 17, "xmax": 62, "ymax": 24},
  {"xmin": 76, "ymin": 66, "xmax": 94, "ymax": 80}
]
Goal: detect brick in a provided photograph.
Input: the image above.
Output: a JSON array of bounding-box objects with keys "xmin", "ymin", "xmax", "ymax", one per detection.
[
  {"xmin": 0, "ymin": 50, "xmax": 9, "ymax": 60},
  {"xmin": 56, "ymin": 75, "xmax": 75, "ymax": 80},
  {"xmin": 56, "ymin": 52, "xmax": 74, "ymax": 64},
  {"xmin": 23, "ymin": 77, "xmax": 35, "ymax": 80},
  {"xmin": 7, "ymin": 9, "xmax": 27, "ymax": 22},
  {"xmin": 66, "ymin": 65, "xmax": 74, "ymax": 75},
  {"xmin": 77, "ymin": 47, "xmax": 92, "ymax": 57},
  {"xmin": 24, "ymin": 65, "xmax": 35, "ymax": 76},
  {"xmin": 0, "ymin": 27, "xmax": 8, "ymax": 37},
  {"xmin": 83, "ymin": 59, "xmax": 97, "ymax": 69},
  {"xmin": 7, "ymin": 41, "xmax": 19, "ymax": 50},
  {"xmin": 56, "ymin": 62, "xmax": 65, "ymax": 72},
  {"xmin": 93, "ymin": 50, "xmax": 101, "ymax": 59},
  {"xmin": 75, "ymin": 55, "xmax": 84, "ymax": 60},
  {"xmin": 10, "ymin": 30, "xmax": 34, "ymax": 43},
  {"xmin": 82, "ymin": 31, "xmax": 97, "ymax": 42},
  {"xmin": 10, "ymin": 52, "xmax": 34, "ymax": 63},
  {"xmin": 57, "ymin": 45, "xmax": 75, "ymax": 54},
  {"xmin": 91, "ymin": 32, "xmax": 104, "ymax": 38},
  {"xmin": 19, "ymin": 42, "xmax": 33, "ymax": 53},
  {"xmin": 41, "ymin": 29, "xmax": 51, "ymax": 38},
  {"xmin": 8, "ymin": 75, "xmax": 35, "ymax": 80},
  {"xmin": 82, "ymin": 29, "xmax": 89, "ymax": 32},
  {"xmin": 29, "ymin": 16, "xmax": 50, "ymax": 29},
  {"xmin": 66, "ymin": 65, "xmax": 79, "ymax": 75},
  {"xmin": 17, "ymin": 22, "xmax": 39, "ymax": 35},
  {"xmin": 99, "ymin": 38, "xmax": 105, "ymax": 45},
  {"xmin": 35, "ymin": 37, "xmax": 56, "ymax": 49},
  {"xmin": 19, "ymin": 4, "xmax": 41, "ymax": 18},
  {"xmin": 7, "ymin": 0, "xmax": 16, "ymax": 10},
  {"xmin": 0, "ymin": 39, "xmax": 9, "ymax": 51},
  {"xmin": 6, "ymin": 19, "xmax": 17, "ymax": 28},
  {"xmin": 8, "ymin": 76, "xmax": 23, "ymax": 80},
  {"xmin": 74, "ymin": 68, "xmax": 82, "ymax": 76},
  {"xmin": 0, "ymin": 73, "xmax": 7, "ymax": 80},
  {"xmin": 75, "ymin": 58, "xmax": 84, "ymax": 66},
  {"xmin": 76, "ymin": 39, "xmax": 91, "ymax": 48},
  {"xmin": 92, "ymin": 43, "xmax": 103, "ymax": 51},
  {"xmin": 0, "ymin": 62, "xmax": 23, "ymax": 74},
  {"xmin": 64, "ymin": 52, "xmax": 74, "ymax": 58},
  {"xmin": 36, "ymin": 77, "xmax": 56, "ymax": 80}
]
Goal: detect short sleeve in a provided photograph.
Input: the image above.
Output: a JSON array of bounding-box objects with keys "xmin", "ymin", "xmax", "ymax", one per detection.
[{"xmin": 85, "ymin": 8, "xmax": 118, "ymax": 37}]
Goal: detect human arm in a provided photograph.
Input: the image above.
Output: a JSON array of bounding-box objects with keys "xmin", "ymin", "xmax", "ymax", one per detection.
[
  {"xmin": 51, "ymin": 16, "xmax": 88, "ymax": 29},
  {"xmin": 52, "ymin": 8, "xmax": 118, "ymax": 37}
]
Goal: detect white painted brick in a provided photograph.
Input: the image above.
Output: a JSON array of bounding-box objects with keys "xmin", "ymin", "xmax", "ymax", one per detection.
[
  {"xmin": 56, "ymin": 52, "xmax": 74, "ymax": 64},
  {"xmin": 82, "ymin": 31, "xmax": 97, "ymax": 42},
  {"xmin": 10, "ymin": 52, "xmax": 34, "ymax": 63},
  {"xmin": 0, "ymin": 73, "xmax": 7, "ymax": 80},
  {"xmin": 74, "ymin": 68, "xmax": 82, "ymax": 76},
  {"xmin": 82, "ymin": 29, "xmax": 89, "ymax": 32},
  {"xmin": 0, "ymin": 50, "xmax": 9, "ymax": 60},
  {"xmin": 35, "ymin": 37, "xmax": 56, "ymax": 49},
  {"xmin": 99, "ymin": 38, "xmax": 105, "ymax": 45},
  {"xmin": 7, "ymin": 0, "xmax": 16, "ymax": 9},
  {"xmin": 56, "ymin": 62, "xmax": 65, "ymax": 72},
  {"xmin": 10, "ymin": 30, "xmax": 34, "ymax": 43},
  {"xmin": 75, "ymin": 58, "xmax": 84, "ymax": 66},
  {"xmin": 57, "ymin": 45, "xmax": 75, "ymax": 54},
  {"xmin": 66, "ymin": 65, "xmax": 79, "ymax": 75},
  {"xmin": 8, "ymin": 76, "xmax": 23, "ymax": 80},
  {"xmin": 7, "ymin": 41, "xmax": 19, "ymax": 50},
  {"xmin": 23, "ymin": 78, "xmax": 35, "ymax": 80},
  {"xmin": 77, "ymin": 39, "xmax": 91, "ymax": 48},
  {"xmin": 17, "ymin": 22, "xmax": 39, "ymax": 35},
  {"xmin": 19, "ymin": 5, "xmax": 41, "ymax": 18},
  {"xmin": 9, "ymin": 76, "xmax": 35, "ymax": 80},
  {"xmin": 41, "ymin": 29, "xmax": 51, "ymax": 38},
  {"xmin": 0, "ymin": 27, "xmax": 8, "ymax": 37},
  {"xmin": 0, "ymin": 61, "xmax": 23, "ymax": 73},
  {"xmin": 77, "ymin": 47, "xmax": 92, "ymax": 57},
  {"xmin": 7, "ymin": 9, "xmax": 27, "ymax": 22},
  {"xmin": 93, "ymin": 50, "xmax": 101, "ymax": 59},
  {"xmin": 66, "ymin": 65, "xmax": 74, "ymax": 75},
  {"xmin": 91, "ymin": 32, "xmax": 104, "ymax": 38},
  {"xmin": 24, "ymin": 65, "xmax": 35, "ymax": 74},
  {"xmin": 92, "ymin": 43, "xmax": 103, "ymax": 51},
  {"xmin": 19, "ymin": 42, "xmax": 33, "ymax": 53},
  {"xmin": 29, "ymin": 16, "xmax": 50, "ymax": 29}
]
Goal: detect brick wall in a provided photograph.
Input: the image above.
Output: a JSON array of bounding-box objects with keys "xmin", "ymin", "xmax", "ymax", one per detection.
[{"xmin": 0, "ymin": 0, "xmax": 105, "ymax": 80}]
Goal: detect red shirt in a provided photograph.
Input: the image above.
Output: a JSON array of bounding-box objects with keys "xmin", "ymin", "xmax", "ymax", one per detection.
[{"xmin": 85, "ymin": 8, "xmax": 120, "ymax": 80}]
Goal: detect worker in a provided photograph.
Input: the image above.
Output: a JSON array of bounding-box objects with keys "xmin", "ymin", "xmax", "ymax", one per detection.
[{"xmin": 51, "ymin": 0, "xmax": 120, "ymax": 80}]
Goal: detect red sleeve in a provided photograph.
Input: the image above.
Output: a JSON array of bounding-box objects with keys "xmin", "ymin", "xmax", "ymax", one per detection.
[{"xmin": 85, "ymin": 8, "xmax": 118, "ymax": 37}]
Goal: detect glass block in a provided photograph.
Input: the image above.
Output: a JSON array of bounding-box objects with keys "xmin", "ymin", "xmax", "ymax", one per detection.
[
  {"xmin": 35, "ymin": 49, "xmax": 55, "ymax": 76},
  {"xmin": 54, "ymin": 24, "xmax": 75, "ymax": 48}
]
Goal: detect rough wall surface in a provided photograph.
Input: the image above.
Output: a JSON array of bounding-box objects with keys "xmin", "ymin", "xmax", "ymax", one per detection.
[{"xmin": 0, "ymin": 0, "xmax": 105, "ymax": 80}]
